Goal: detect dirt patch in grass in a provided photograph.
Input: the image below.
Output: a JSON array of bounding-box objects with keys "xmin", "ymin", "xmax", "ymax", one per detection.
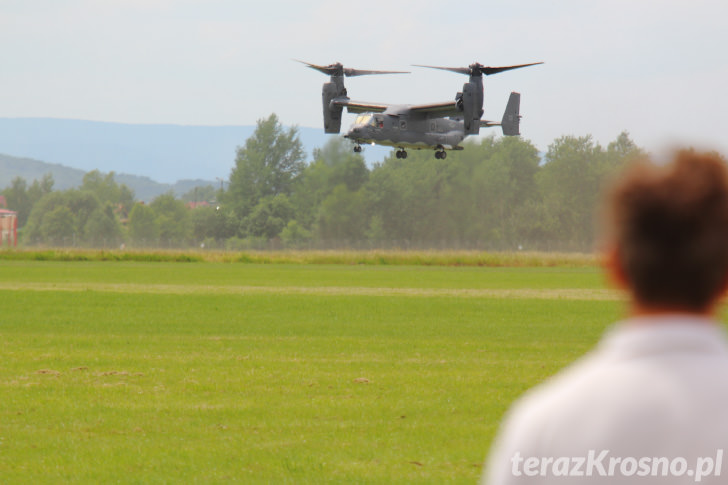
[
  {"xmin": 0, "ymin": 248, "xmax": 596, "ymax": 267},
  {"xmin": 35, "ymin": 369, "xmax": 62, "ymax": 376},
  {"xmin": 0, "ymin": 281, "xmax": 622, "ymax": 301}
]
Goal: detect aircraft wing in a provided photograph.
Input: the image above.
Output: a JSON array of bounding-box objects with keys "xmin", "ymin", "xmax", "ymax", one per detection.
[
  {"xmin": 408, "ymin": 101, "xmax": 461, "ymax": 117},
  {"xmin": 333, "ymin": 98, "xmax": 389, "ymax": 114},
  {"xmin": 333, "ymin": 98, "xmax": 461, "ymax": 116}
]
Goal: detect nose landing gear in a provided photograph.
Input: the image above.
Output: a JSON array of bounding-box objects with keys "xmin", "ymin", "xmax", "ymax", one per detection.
[{"xmin": 395, "ymin": 149, "xmax": 408, "ymax": 159}]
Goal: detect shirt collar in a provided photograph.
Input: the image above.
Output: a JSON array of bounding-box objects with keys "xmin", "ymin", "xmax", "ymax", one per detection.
[{"xmin": 597, "ymin": 315, "xmax": 728, "ymax": 361}]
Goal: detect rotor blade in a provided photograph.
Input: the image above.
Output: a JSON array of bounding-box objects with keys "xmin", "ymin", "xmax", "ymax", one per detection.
[
  {"xmin": 295, "ymin": 60, "xmax": 408, "ymax": 77},
  {"xmin": 343, "ymin": 68, "xmax": 409, "ymax": 77},
  {"xmin": 412, "ymin": 65, "xmax": 470, "ymax": 75},
  {"xmin": 294, "ymin": 59, "xmax": 342, "ymax": 76},
  {"xmin": 293, "ymin": 59, "xmax": 409, "ymax": 77},
  {"xmin": 479, "ymin": 62, "xmax": 543, "ymax": 76},
  {"xmin": 414, "ymin": 62, "xmax": 543, "ymax": 76}
]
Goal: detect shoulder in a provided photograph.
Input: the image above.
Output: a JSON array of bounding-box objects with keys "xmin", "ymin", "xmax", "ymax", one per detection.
[
  {"xmin": 483, "ymin": 353, "xmax": 607, "ymax": 483},
  {"xmin": 501, "ymin": 351, "xmax": 607, "ymax": 440}
]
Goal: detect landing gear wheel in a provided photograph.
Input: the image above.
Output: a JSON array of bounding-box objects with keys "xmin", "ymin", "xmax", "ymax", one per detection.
[
  {"xmin": 353, "ymin": 145, "xmax": 362, "ymax": 153},
  {"xmin": 395, "ymin": 149, "xmax": 408, "ymax": 159}
]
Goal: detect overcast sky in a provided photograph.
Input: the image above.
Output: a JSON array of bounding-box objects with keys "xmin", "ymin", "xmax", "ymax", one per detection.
[{"xmin": 2, "ymin": 0, "xmax": 727, "ymax": 156}]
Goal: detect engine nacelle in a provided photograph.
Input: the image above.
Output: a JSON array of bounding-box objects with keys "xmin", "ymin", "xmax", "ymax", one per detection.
[
  {"xmin": 461, "ymin": 82, "xmax": 478, "ymax": 135},
  {"xmin": 322, "ymin": 82, "xmax": 344, "ymax": 134}
]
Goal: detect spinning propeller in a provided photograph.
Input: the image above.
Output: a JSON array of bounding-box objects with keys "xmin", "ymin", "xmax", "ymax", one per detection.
[
  {"xmin": 413, "ymin": 61, "xmax": 543, "ymax": 76},
  {"xmin": 295, "ymin": 60, "xmax": 409, "ymax": 77}
]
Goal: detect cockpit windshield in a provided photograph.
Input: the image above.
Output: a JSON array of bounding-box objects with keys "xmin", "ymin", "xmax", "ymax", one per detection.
[{"xmin": 354, "ymin": 114, "xmax": 379, "ymax": 127}]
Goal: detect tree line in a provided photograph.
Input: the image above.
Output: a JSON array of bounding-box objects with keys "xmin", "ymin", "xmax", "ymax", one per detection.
[{"xmin": 2, "ymin": 113, "xmax": 648, "ymax": 251}]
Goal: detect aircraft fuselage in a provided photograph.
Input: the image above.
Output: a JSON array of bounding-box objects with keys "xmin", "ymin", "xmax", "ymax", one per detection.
[{"xmin": 344, "ymin": 107, "xmax": 466, "ymax": 151}]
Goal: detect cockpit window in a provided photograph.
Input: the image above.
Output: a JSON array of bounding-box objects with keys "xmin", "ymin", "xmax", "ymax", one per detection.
[{"xmin": 355, "ymin": 114, "xmax": 372, "ymax": 125}]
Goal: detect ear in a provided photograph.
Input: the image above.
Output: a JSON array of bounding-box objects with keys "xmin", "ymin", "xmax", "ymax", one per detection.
[{"xmin": 603, "ymin": 246, "xmax": 629, "ymax": 291}]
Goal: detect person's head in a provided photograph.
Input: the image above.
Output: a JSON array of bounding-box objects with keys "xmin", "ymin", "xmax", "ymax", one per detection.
[{"xmin": 604, "ymin": 150, "xmax": 728, "ymax": 314}]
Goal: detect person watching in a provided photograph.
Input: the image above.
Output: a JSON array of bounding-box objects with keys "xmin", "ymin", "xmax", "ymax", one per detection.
[{"xmin": 484, "ymin": 151, "xmax": 728, "ymax": 484}]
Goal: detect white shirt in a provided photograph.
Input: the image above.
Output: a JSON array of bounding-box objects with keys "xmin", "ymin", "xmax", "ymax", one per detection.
[{"xmin": 483, "ymin": 316, "xmax": 728, "ymax": 484}]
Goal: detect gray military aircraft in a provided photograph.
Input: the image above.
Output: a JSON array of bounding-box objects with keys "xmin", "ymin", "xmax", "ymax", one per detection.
[{"xmin": 298, "ymin": 60, "xmax": 542, "ymax": 159}]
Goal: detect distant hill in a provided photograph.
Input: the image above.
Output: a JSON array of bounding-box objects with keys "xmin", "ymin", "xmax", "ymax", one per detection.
[
  {"xmin": 0, "ymin": 153, "xmax": 215, "ymax": 202},
  {"xmin": 0, "ymin": 153, "xmax": 85, "ymax": 191},
  {"xmin": 0, "ymin": 118, "xmax": 391, "ymax": 185}
]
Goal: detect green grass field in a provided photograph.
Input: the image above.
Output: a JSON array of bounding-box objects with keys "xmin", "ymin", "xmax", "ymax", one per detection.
[{"xmin": 0, "ymin": 259, "xmax": 624, "ymax": 483}]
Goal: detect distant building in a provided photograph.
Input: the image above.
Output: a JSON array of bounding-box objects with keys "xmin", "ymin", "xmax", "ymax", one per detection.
[
  {"xmin": 186, "ymin": 201, "xmax": 210, "ymax": 210},
  {"xmin": 0, "ymin": 209, "xmax": 18, "ymax": 247}
]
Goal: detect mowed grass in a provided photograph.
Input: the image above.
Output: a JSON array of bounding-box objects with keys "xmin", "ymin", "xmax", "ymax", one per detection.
[{"xmin": 0, "ymin": 261, "xmax": 622, "ymax": 483}]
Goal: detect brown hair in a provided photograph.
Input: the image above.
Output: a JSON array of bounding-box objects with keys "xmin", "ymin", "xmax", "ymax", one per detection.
[{"xmin": 605, "ymin": 151, "xmax": 728, "ymax": 311}]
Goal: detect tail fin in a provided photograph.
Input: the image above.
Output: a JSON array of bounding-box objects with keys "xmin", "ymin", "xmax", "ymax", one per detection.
[{"xmin": 501, "ymin": 92, "xmax": 521, "ymax": 136}]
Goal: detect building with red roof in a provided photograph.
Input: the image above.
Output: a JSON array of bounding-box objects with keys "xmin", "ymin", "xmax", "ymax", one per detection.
[{"xmin": 0, "ymin": 209, "xmax": 18, "ymax": 247}]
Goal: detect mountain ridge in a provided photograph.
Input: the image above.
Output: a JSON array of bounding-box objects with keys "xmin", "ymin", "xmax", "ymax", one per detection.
[
  {"xmin": 0, "ymin": 117, "xmax": 390, "ymax": 186},
  {"xmin": 0, "ymin": 152, "xmax": 216, "ymax": 202}
]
